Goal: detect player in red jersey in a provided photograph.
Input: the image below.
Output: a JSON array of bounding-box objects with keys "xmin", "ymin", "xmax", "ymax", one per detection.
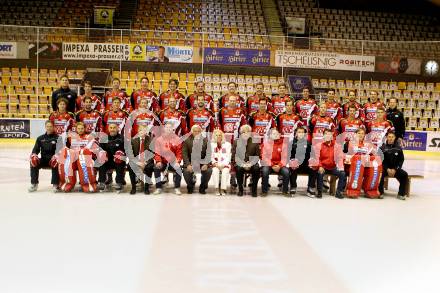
[
  {"xmin": 295, "ymin": 87, "xmax": 318, "ymax": 127},
  {"xmin": 339, "ymin": 104, "xmax": 366, "ymax": 142},
  {"xmin": 217, "ymin": 95, "xmax": 247, "ymax": 143},
  {"xmin": 324, "ymin": 88, "xmax": 342, "ymax": 124},
  {"xmin": 186, "ymin": 81, "xmax": 215, "ymax": 112},
  {"xmin": 248, "ymin": 97, "xmax": 276, "ymax": 139},
  {"xmin": 131, "ymin": 98, "xmax": 160, "ymax": 137},
  {"xmin": 103, "ymin": 78, "xmax": 131, "ymax": 112},
  {"xmin": 159, "ymin": 78, "xmax": 187, "ymax": 111},
  {"xmin": 363, "ymin": 90, "xmax": 386, "ymax": 124},
  {"xmin": 276, "ymin": 99, "xmax": 303, "ymax": 139},
  {"xmin": 102, "ymin": 97, "xmax": 129, "ymax": 134},
  {"xmin": 186, "ymin": 95, "xmax": 215, "ymax": 133},
  {"xmin": 342, "ymin": 90, "xmax": 364, "ymax": 120},
  {"xmin": 246, "ymin": 82, "xmax": 272, "ymax": 114},
  {"xmin": 61, "ymin": 122, "xmax": 101, "ymax": 193},
  {"xmin": 159, "ymin": 96, "xmax": 188, "ymax": 136},
  {"xmin": 218, "ymin": 82, "xmax": 246, "ymax": 113},
  {"xmin": 366, "ymin": 107, "xmax": 394, "ymax": 147},
  {"xmin": 76, "ymin": 80, "xmax": 103, "ymax": 113},
  {"xmin": 130, "ymin": 76, "xmax": 159, "ymax": 112},
  {"xmin": 344, "ymin": 128, "xmax": 382, "ymax": 199},
  {"xmin": 271, "ymin": 83, "xmax": 292, "ymax": 115},
  {"xmin": 49, "ymin": 98, "xmax": 75, "ymax": 136},
  {"xmin": 75, "ymin": 96, "xmax": 103, "ymax": 134},
  {"xmin": 309, "ymin": 102, "xmax": 336, "ymax": 141}
]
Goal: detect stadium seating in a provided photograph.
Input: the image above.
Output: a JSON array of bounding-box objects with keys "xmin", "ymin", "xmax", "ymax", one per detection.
[
  {"xmin": 131, "ymin": 0, "xmax": 270, "ymax": 48},
  {"xmin": 278, "ymin": 0, "xmax": 440, "ymax": 57}
]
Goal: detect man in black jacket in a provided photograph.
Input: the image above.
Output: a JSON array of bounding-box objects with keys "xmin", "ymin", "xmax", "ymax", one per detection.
[
  {"xmin": 28, "ymin": 120, "xmax": 60, "ymax": 192},
  {"xmin": 126, "ymin": 125, "xmax": 154, "ymax": 194},
  {"xmin": 288, "ymin": 127, "xmax": 317, "ymax": 196},
  {"xmin": 231, "ymin": 125, "xmax": 260, "ymax": 197},
  {"xmin": 98, "ymin": 123, "xmax": 126, "ymax": 191},
  {"xmin": 379, "ymin": 131, "xmax": 408, "ymax": 200},
  {"xmin": 386, "ymin": 98, "xmax": 405, "ymax": 142},
  {"xmin": 182, "ymin": 125, "xmax": 212, "ymax": 194},
  {"xmin": 51, "ymin": 75, "xmax": 77, "ymax": 113}
]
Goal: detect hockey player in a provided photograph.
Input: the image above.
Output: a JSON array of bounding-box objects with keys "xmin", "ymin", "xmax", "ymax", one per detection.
[
  {"xmin": 309, "ymin": 102, "xmax": 336, "ymax": 142},
  {"xmin": 324, "ymin": 88, "xmax": 342, "ymax": 124},
  {"xmin": 295, "ymin": 87, "xmax": 318, "ymax": 128},
  {"xmin": 246, "ymin": 82, "xmax": 272, "ymax": 114},
  {"xmin": 103, "ymin": 78, "xmax": 131, "ymax": 112},
  {"xmin": 342, "ymin": 90, "xmax": 364, "ymax": 120},
  {"xmin": 186, "ymin": 81, "xmax": 215, "ymax": 112},
  {"xmin": 158, "ymin": 96, "xmax": 188, "ymax": 136},
  {"xmin": 28, "ymin": 120, "xmax": 60, "ymax": 192},
  {"xmin": 159, "ymin": 79, "xmax": 187, "ymax": 111},
  {"xmin": 270, "ymin": 83, "xmax": 292, "ymax": 115},
  {"xmin": 276, "ymin": 99, "xmax": 303, "ymax": 139},
  {"xmin": 339, "ymin": 104, "xmax": 366, "ymax": 142},
  {"xmin": 248, "ymin": 97, "xmax": 276, "ymax": 139},
  {"xmin": 102, "ymin": 97, "xmax": 129, "ymax": 135},
  {"xmin": 130, "ymin": 98, "xmax": 160, "ymax": 137},
  {"xmin": 218, "ymin": 82, "xmax": 246, "ymax": 113},
  {"xmin": 75, "ymin": 80, "xmax": 103, "ymax": 113},
  {"xmin": 217, "ymin": 95, "xmax": 247, "ymax": 143},
  {"xmin": 130, "ymin": 76, "xmax": 159, "ymax": 112},
  {"xmin": 366, "ymin": 107, "xmax": 394, "ymax": 147},
  {"xmin": 363, "ymin": 90, "xmax": 386, "ymax": 124},
  {"xmin": 152, "ymin": 122, "xmax": 183, "ymax": 195},
  {"xmin": 51, "ymin": 74, "xmax": 77, "ymax": 113},
  {"xmin": 98, "ymin": 123, "xmax": 126, "ymax": 192},
  {"xmin": 186, "ymin": 95, "xmax": 215, "ymax": 134},
  {"xmin": 49, "ymin": 98, "xmax": 75, "ymax": 136},
  {"xmin": 75, "ymin": 96, "xmax": 102, "ymax": 134}
]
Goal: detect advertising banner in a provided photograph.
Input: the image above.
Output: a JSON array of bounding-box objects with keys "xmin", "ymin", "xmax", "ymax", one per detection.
[
  {"xmin": 146, "ymin": 45, "xmax": 193, "ymax": 63},
  {"xmin": 29, "ymin": 42, "xmax": 62, "ymax": 60},
  {"xmin": 275, "ymin": 50, "xmax": 375, "ymax": 72},
  {"xmin": 94, "ymin": 7, "xmax": 115, "ymax": 25},
  {"xmin": 0, "ymin": 42, "xmax": 17, "ymax": 59},
  {"xmin": 427, "ymin": 131, "xmax": 440, "ymax": 152},
  {"xmin": 203, "ymin": 48, "xmax": 271, "ymax": 66},
  {"xmin": 129, "ymin": 44, "xmax": 146, "ymax": 61},
  {"xmin": 62, "ymin": 43, "xmax": 130, "ymax": 61},
  {"xmin": 375, "ymin": 56, "xmax": 422, "ymax": 75},
  {"xmin": 0, "ymin": 119, "xmax": 30, "ymax": 138},
  {"xmin": 401, "ymin": 131, "xmax": 427, "ymax": 151},
  {"xmin": 287, "ymin": 75, "xmax": 314, "ymax": 101}
]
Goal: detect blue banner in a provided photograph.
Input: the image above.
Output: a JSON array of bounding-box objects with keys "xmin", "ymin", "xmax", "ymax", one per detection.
[
  {"xmin": 203, "ymin": 48, "xmax": 270, "ymax": 66},
  {"xmin": 401, "ymin": 131, "xmax": 427, "ymax": 151},
  {"xmin": 287, "ymin": 75, "xmax": 314, "ymax": 101}
]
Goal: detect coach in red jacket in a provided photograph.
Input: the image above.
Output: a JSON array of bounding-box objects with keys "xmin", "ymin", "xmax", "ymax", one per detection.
[
  {"xmin": 152, "ymin": 122, "xmax": 183, "ymax": 195},
  {"xmin": 310, "ymin": 128, "xmax": 346, "ymax": 198},
  {"xmin": 260, "ymin": 129, "xmax": 290, "ymax": 196}
]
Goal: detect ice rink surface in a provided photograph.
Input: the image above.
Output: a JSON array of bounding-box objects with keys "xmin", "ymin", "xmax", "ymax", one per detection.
[{"xmin": 1, "ymin": 142, "xmax": 440, "ymax": 293}]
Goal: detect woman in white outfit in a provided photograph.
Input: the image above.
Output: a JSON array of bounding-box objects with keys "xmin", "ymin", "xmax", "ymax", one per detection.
[{"xmin": 211, "ymin": 129, "xmax": 232, "ymax": 195}]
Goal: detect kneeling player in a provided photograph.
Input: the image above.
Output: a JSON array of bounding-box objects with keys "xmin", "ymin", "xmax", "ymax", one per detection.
[
  {"xmin": 345, "ymin": 128, "xmax": 382, "ymax": 198},
  {"xmin": 28, "ymin": 120, "xmax": 60, "ymax": 192},
  {"xmin": 57, "ymin": 122, "xmax": 102, "ymax": 193}
]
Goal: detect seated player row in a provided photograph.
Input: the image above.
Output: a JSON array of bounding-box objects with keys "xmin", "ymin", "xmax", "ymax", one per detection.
[{"xmin": 29, "ymin": 119, "xmax": 408, "ymax": 200}]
